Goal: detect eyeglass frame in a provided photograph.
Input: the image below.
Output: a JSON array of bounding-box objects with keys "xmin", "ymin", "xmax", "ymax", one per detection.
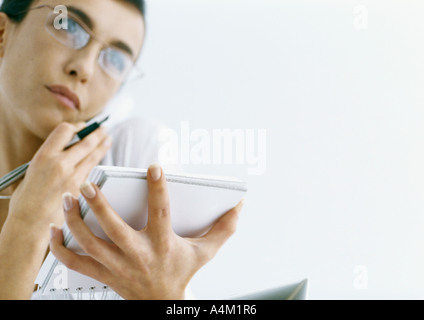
[{"xmin": 8, "ymin": 4, "xmax": 144, "ymax": 84}]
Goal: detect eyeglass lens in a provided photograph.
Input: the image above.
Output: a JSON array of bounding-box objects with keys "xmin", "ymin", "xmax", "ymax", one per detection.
[{"xmin": 45, "ymin": 11, "xmax": 133, "ymax": 81}]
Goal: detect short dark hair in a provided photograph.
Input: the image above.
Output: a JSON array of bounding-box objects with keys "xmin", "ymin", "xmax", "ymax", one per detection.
[{"xmin": 0, "ymin": 0, "xmax": 145, "ymax": 23}]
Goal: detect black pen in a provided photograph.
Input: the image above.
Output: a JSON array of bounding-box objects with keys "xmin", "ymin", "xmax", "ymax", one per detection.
[
  {"xmin": 65, "ymin": 116, "xmax": 110, "ymax": 149},
  {"xmin": 0, "ymin": 116, "xmax": 110, "ymax": 192}
]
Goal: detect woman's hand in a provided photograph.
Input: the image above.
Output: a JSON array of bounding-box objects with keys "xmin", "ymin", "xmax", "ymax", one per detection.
[
  {"xmin": 49, "ymin": 164, "xmax": 245, "ymax": 300},
  {"xmin": 8, "ymin": 122, "xmax": 112, "ymax": 229},
  {"xmin": 0, "ymin": 121, "xmax": 112, "ymax": 299}
]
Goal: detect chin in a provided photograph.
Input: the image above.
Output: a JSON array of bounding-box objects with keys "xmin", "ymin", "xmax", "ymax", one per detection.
[{"xmin": 26, "ymin": 112, "xmax": 69, "ymax": 141}]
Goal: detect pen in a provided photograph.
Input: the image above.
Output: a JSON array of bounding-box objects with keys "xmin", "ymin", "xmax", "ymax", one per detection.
[
  {"xmin": 65, "ymin": 116, "xmax": 109, "ymax": 149},
  {"xmin": 0, "ymin": 116, "xmax": 110, "ymax": 193}
]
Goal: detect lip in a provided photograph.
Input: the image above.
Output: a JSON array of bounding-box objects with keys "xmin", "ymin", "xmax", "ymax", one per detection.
[{"xmin": 46, "ymin": 85, "xmax": 80, "ymax": 111}]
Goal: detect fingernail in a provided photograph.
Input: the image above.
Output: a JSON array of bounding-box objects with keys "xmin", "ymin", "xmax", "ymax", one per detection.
[
  {"xmin": 80, "ymin": 181, "xmax": 96, "ymax": 199},
  {"xmin": 149, "ymin": 164, "xmax": 162, "ymax": 181},
  {"xmin": 62, "ymin": 192, "xmax": 74, "ymax": 211}
]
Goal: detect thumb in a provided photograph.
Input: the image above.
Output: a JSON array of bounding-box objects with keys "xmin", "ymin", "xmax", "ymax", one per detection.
[{"xmin": 198, "ymin": 199, "xmax": 245, "ymax": 262}]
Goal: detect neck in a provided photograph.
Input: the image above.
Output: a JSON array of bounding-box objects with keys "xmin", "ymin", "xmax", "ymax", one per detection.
[{"xmin": 0, "ymin": 103, "xmax": 44, "ymax": 196}]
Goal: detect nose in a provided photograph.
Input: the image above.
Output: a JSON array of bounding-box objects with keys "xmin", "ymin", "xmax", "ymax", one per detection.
[{"xmin": 64, "ymin": 44, "xmax": 99, "ymax": 84}]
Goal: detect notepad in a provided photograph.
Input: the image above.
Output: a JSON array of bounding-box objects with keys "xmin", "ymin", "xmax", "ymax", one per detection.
[{"xmin": 35, "ymin": 166, "xmax": 247, "ymax": 297}]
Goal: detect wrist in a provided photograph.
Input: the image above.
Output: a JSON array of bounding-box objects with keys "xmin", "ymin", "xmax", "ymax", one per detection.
[
  {"xmin": 8, "ymin": 198, "xmax": 64, "ymax": 228},
  {"xmin": 2, "ymin": 210, "xmax": 52, "ymax": 247}
]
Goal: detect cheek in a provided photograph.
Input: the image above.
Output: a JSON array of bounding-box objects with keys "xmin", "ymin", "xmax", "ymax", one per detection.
[
  {"xmin": 0, "ymin": 40, "xmax": 58, "ymax": 113},
  {"xmin": 0, "ymin": 52, "xmax": 40, "ymax": 115},
  {"xmin": 83, "ymin": 82, "xmax": 121, "ymax": 118},
  {"xmin": 0, "ymin": 31, "xmax": 59, "ymax": 95}
]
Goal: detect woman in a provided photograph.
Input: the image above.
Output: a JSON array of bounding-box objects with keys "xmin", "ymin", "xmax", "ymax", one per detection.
[{"xmin": 0, "ymin": 0, "xmax": 244, "ymax": 300}]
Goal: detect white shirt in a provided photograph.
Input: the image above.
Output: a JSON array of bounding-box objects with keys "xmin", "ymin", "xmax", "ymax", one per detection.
[{"xmin": 101, "ymin": 115, "xmax": 163, "ymax": 168}]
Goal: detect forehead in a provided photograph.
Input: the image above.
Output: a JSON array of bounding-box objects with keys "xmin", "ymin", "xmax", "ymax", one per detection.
[{"xmin": 36, "ymin": 0, "xmax": 145, "ymax": 56}]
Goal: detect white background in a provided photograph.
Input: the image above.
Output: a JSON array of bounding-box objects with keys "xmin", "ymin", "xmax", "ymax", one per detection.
[
  {"xmin": 122, "ymin": 0, "xmax": 424, "ymax": 299},
  {"xmin": 4, "ymin": 0, "xmax": 424, "ymax": 299}
]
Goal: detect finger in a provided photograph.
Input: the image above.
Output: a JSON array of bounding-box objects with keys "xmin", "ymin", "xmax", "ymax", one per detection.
[
  {"xmin": 62, "ymin": 192, "xmax": 117, "ymax": 264},
  {"xmin": 63, "ymin": 126, "xmax": 109, "ymax": 164},
  {"xmin": 146, "ymin": 164, "xmax": 173, "ymax": 237},
  {"xmin": 79, "ymin": 182, "xmax": 134, "ymax": 250},
  {"xmin": 49, "ymin": 224, "xmax": 110, "ymax": 282},
  {"xmin": 38, "ymin": 122, "xmax": 86, "ymax": 154},
  {"xmin": 197, "ymin": 199, "xmax": 245, "ymax": 263}
]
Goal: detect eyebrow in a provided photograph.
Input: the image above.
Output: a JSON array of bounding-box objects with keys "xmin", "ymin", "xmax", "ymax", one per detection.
[
  {"xmin": 67, "ymin": 6, "xmax": 93, "ymax": 30},
  {"xmin": 67, "ymin": 6, "xmax": 135, "ymax": 58},
  {"xmin": 110, "ymin": 41, "xmax": 135, "ymax": 58}
]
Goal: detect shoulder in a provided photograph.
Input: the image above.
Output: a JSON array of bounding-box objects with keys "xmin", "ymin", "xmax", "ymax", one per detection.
[
  {"xmin": 101, "ymin": 115, "xmax": 160, "ymax": 168},
  {"xmin": 108, "ymin": 115, "xmax": 162, "ymax": 143},
  {"xmin": 98, "ymin": 93, "xmax": 164, "ymax": 149},
  {"xmin": 101, "ymin": 115, "xmax": 180, "ymax": 171}
]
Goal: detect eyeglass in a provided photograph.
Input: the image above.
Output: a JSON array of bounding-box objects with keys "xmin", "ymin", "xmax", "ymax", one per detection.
[{"xmin": 12, "ymin": 4, "xmax": 143, "ymax": 83}]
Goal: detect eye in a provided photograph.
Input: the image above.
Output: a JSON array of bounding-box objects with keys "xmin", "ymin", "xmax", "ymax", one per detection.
[
  {"xmin": 99, "ymin": 48, "xmax": 133, "ymax": 80},
  {"xmin": 64, "ymin": 18, "xmax": 90, "ymax": 49},
  {"xmin": 66, "ymin": 18, "xmax": 79, "ymax": 34},
  {"xmin": 46, "ymin": 12, "xmax": 90, "ymax": 50},
  {"xmin": 103, "ymin": 49, "xmax": 127, "ymax": 73}
]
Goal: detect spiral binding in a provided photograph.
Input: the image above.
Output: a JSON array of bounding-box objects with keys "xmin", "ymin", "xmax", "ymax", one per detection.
[
  {"xmin": 76, "ymin": 287, "xmax": 83, "ymax": 300},
  {"xmin": 38, "ymin": 285, "xmax": 121, "ymax": 300}
]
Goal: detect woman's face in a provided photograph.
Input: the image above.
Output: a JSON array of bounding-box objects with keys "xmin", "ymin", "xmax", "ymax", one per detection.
[{"xmin": 0, "ymin": 0, "xmax": 145, "ymax": 139}]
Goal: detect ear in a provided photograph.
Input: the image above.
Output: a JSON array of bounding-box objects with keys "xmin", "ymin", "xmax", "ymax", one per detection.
[{"xmin": 0, "ymin": 12, "xmax": 10, "ymax": 58}]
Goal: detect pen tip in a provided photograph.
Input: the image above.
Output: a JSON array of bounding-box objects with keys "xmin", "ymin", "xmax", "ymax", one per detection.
[{"xmin": 99, "ymin": 116, "xmax": 110, "ymax": 125}]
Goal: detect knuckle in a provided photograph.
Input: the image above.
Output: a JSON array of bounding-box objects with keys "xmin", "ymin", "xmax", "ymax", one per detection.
[
  {"xmin": 32, "ymin": 152, "xmax": 50, "ymax": 164},
  {"xmin": 84, "ymin": 151, "xmax": 103, "ymax": 168},
  {"xmin": 155, "ymin": 184, "xmax": 168, "ymax": 195},
  {"xmin": 57, "ymin": 122, "xmax": 75, "ymax": 133},
  {"xmin": 91, "ymin": 199, "xmax": 110, "ymax": 215},
  {"xmin": 52, "ymin": 160, "xmax": 68, "ymax": 176},
  {"xmin": 82, "ymin": 136, "xmax": 98, "ymax": 150},
  {"xmin": 68, "ymin": 175, "xmax": 83, "ymax": 190},
  {"xmin": 108, "ymin": 228, "xmax": 126, "ymax": 245},
  {"xmin": 80, "ymin": 240, "xmax": 99, "ymax": 256},
  {"xmin": 149, "ymin": 176, "xmax": 167, "ymax": 192},
  {"xmin": 154, "ymin": 208, "xmax": 170, "ymax": 220},
  {"xmin": 157, "ymin": 236, "xmax": 173, "ymax": 256}
]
